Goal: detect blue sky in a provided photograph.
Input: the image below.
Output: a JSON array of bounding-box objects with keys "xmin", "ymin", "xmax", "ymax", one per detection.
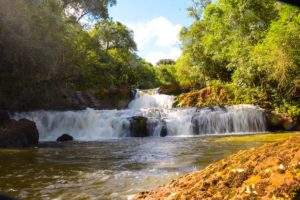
[{"xmin": 109, "ymin": 0, "xmax": 194, "ymax": 64}]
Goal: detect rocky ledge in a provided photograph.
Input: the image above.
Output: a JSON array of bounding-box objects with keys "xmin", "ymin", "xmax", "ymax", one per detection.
[
  {"xmin": 0, "ymin": 111, "xmax": 39, "ymax": 148},
  {"xmin": 135, "ymin": 135, "xmax": 300, "ymax": 200}
]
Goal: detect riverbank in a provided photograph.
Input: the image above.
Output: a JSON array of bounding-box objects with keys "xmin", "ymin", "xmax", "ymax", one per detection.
[{"xmin": 135, "ymin": 133, "xmax": 300, "ymax": 200}]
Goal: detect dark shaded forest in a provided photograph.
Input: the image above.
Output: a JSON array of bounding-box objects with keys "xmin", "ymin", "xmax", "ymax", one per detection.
[{"xmin": 0, "ymin": 0, "xmax": 159, "ymax": 110}]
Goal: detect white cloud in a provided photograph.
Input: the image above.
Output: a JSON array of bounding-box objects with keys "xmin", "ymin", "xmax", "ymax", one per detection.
[
  {"xmin": 146, "ymin": 47, "xmax": 182, "ymax": 65},
  {"xmin": 126, "ymin": 17, "xmax": 183, "ymax": 65}
]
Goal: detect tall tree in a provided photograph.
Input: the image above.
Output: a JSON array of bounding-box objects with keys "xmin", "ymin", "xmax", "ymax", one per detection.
[{"xmin": 63, "ymin": 0, "xmax": 117, "ymax": 21}]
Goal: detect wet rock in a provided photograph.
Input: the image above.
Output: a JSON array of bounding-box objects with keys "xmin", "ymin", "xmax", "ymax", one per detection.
[
  {"xmin": 277, "ymin": 164, "xmax": 286, "ymax": 174},
  {"xmin": 160, "ymin": 123, "xmax": 168, "ymax": 137},
  {"xmin": 191, "ymin": 115, "xmax": 200, "ymax": 135},
  {"xmin": 0, "ymin": 193, "xmax": 19, "ymax": 200},
  {"xmin": 0, "ymin": 119, "xmax": 39, "ymax": 148},
  {"xmin": 56, "ymin": 134, "xmax": 74, "ymax": 142},
  {"xmin": 129, "ymin": 116, "xmax": 149, "ymax": 137},
  {"xmin": 69, "ymin": 91, "xmax": 102, "ymax": 109},
  {"xmin": 266, "ymin": 112, "xmax": 299, "ymax": 131}
]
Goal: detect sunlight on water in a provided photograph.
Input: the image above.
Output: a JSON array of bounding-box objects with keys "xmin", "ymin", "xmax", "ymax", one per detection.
[
  {"xmin": 4, "ymin": 89, "xmax": 270, "ymax": 199},
  {"xmin": 11, "ymin": 89, "xmax": 267, "ymax": 141},
  {"xmin": 0, "ymin": 137, "xmax": 272, "ymax": 200}
]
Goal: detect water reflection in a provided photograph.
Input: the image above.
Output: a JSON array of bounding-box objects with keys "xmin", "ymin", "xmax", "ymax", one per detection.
[{"xmin": 0, "ymin": 137, "xmax": 265, "ymax": 200}]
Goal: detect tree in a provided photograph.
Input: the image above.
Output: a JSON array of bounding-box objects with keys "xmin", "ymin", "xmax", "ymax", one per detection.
[
  {"xmin": 63, "ymin": 0, "xmax": 117, "ymax": 21},
  {"xmin": 187, "ymin": 0, "xmax": 212, "ymax": 20},
  {"xmin": 156, "ymin": 59, "xmax": 176, "ymax": 66},
  {"xmin": 91, "ymin": 21, "xmax": 137, "ymax": 52},
  {"xmin": 176, "ymin": 0, "xmax": 299, "ymax": 116},
  {"xmin": 249, "ymin": 4, "xmax": 300, "ymax": 102}
]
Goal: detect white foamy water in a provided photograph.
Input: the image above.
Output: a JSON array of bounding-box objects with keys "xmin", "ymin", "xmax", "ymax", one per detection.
[
  {"xmin": 11, "ymin": 89, "xmax": 267, "ymax": 141},
  {"xmin": 128, "ymin": 89, "xmax": 174, "ymax": 109}
]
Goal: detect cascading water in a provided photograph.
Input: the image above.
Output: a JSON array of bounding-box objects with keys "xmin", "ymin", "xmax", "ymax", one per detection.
[{"xmin": 11, "ymin": 89, "xmax": 267, "ymax": 141}]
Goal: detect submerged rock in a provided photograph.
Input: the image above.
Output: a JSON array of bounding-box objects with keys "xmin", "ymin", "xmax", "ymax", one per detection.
[
  {"xmin": 129, "ymin": 116, "xmax": 149, "ymax": 137},
  {"xmin": 135, "ymin": 135, "xmax": 300, "ymax": 199},
  {"xmin": 56, "ymin": 134, "xmax": 73, "ymax": 142},
  {"xmin": 0, "ymin": 119, "xmax": 39, "ymax": 148}
]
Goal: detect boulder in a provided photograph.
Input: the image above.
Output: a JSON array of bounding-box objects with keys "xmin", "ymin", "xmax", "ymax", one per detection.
[
  {"xmin": 0, "ymin": 193, "xmax": 19, "ymax": 200},
  {"xmin": 266, "ymin": 112, "xmax": 299, "ymax": 131},
  {"xmin": 160, "ymin": 124, "xmax": 168, "ymax": 137},
  {"xmin": 129, "ymin": 116, "xmax": 149, "ymax": 137},
  {"xmin": 0, "ymin": 119, "xmax": 39, "ymax": 148},
  {"xmin": 56, "ymin": 134, "xmax": 74, "ymax": 142}
]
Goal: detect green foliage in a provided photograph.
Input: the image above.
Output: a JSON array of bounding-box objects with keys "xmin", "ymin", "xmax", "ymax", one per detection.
[
  {"xmin": 155, "ymin": 64, "xmax": 178, "ymax": 86},
  {"xmin": 174, "ymin": 0, "xmax": 300, "ymax": 117},
  {"xmin": 187, "ymin": 0, "xmax": 212, "ymax": 20},
  {"xmin": 91, "ymin": 21, "xmax": 137, "ymax": 51},
  {"xmin": 275, "ymin": 101, "xmax": 300, "ymax": 118},
  {"xmin": 175, "ymin": 81, "xmax": 268, "ymax": 108},
  {"xmin": 0, "ymin": 0, "xmax": 158, "ymax": 110},
  {"xmin": 0, "ymin": 0, "xmax": 299, "ymax": 117},
  {"xmin": 62, "ymin": 0, "xmax": 117, "ymax": 21},
  {"xmin": 175, "ymin": 52, "xmax": 206, "ymax": 84},
  {"xmin": 156, "ymin": 59, "xmax": 176, "ymax": 66}
]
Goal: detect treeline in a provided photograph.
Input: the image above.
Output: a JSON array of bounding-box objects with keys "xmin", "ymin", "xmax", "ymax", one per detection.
[
  {"xmin": 0, "ymin": 0, "xmax": 299, "ymax": 116},
  {"xmin": 0, "ymin": 0, "xmax": 159, "ymax": 110},
  {"xmin": 156, "ymin": 0, "xmax": 300, "ymax": 117}
]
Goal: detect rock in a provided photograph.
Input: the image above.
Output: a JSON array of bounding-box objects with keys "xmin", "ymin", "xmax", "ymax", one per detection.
[
  {"xmin": 56, "ymin": 134, "xmax": 74, "ymax": 142},
  {"xmin": 0, "ymin": 193, "xmax": 19, "ymax": 200},
  {"xmin": 266, "ymin": 112, "xmax": 299, "ymax": 131},
  {"xmin": 135, "ymin": 135, "xmax": 300, "ymax": 200},
  {"xmin": 278, "ymin": 164, "xmax": 286, "ymax": 174},
  {"xmin": 106, "ymin": 86, "xmax": 135, "ymax": 109},
  {"xmin": 69, "ymin": 91, "xmax": 103, "ymax": 109},
  {"xmin": 160, "ymin": 123, "xmax": 168, "ymax": 137},
  {"xmin": 68, "ymin": 87, "xmax": 135, "ymax": 110},
  {"xmin": 129, "ymin": 116, "xmax": 149, "ymax": 137},
  {"xmin": 159, "ymin": 83, "xmax": 204, "ymax": 96},
  {"xmin": 0, "ymin": 119, "xmax": 39, "ymax": 148}
]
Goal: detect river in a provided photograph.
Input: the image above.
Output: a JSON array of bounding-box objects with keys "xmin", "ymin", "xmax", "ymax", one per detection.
[
  {"xmin": 0, "ymin": 136, "xmax": 273, "ymax": 200},
  {"xmin": 1, "ymin": 89, "xmax": 270, "ymax": 199}
]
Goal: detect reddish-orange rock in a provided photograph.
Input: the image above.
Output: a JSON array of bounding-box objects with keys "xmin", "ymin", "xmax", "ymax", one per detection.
[{"xmin": 135, "ymin": 136, "xmax": 300, "ymax": 200}]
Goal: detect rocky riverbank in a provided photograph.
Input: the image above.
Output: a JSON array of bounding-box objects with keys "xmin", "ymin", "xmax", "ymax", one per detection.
[
  {"xmin": 0, "ymin": 87, "xmax": 135, "ymax": 112},
  {"xmin": 0, "ymin": 111, "xmax": 38, "ymax": 148},
  {"xmin": 135, "ymin": 134, "xmax": 300, "ymax": 200}
]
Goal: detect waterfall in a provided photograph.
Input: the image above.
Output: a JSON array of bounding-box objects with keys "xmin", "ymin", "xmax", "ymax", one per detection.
[
  {"xmin": 128, "ymin": 89, "xmax": 174, "ymax": 109},
  {"xmin": 11, "ymin": 89, "xmax": 267, "ymax": 141}
]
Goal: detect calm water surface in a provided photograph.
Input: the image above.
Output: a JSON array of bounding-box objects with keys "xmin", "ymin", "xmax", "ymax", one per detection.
[{"xmin": 0, "ymin": 136, "xmax": 268, "ymax": 200}]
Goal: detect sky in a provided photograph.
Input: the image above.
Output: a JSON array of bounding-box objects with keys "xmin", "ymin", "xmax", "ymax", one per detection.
[{"xmin": 109, "ymin": 0, "xmax": 193, "ymax": 65}]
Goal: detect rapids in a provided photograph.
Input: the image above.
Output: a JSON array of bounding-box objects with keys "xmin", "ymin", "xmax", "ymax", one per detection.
[{"xmin": 12, "ymin": 89, "xmax": 267, "ymax": 141}]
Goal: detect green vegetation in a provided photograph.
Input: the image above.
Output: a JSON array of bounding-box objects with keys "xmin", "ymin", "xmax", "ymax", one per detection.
[
  {"xmin": 0, "ymin": 0, "xmax": 159, "ymax": 110},
  {"xmin": 0, "ymin": 0, "xmax": 299, "ymax": 115},
  {"xmin": 156, "ymin": 0, "xmax": 300, "ymax": 118}
]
